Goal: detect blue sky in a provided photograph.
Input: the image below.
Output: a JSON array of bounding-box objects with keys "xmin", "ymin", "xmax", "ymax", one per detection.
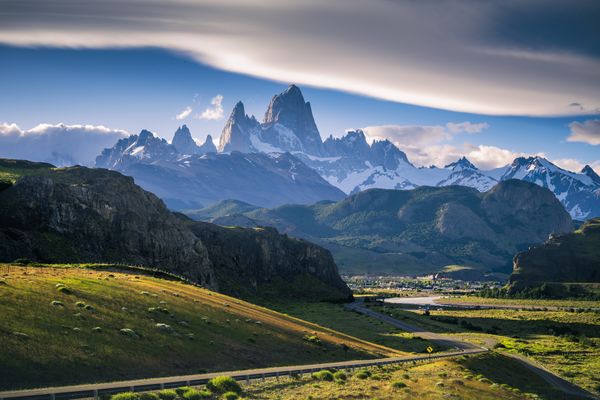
[{"xmin": 0, "ymin": 1, "xmax": 598, "ymax": 171}]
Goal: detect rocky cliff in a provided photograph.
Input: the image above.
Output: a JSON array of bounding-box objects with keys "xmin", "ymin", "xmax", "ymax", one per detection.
[
  {"xmin": 510, "ymin": 217, "xmax": 600, "ymax": 289},
  {"xmin": 190, "ymin": 222, "xmax": 351, "ymax": 300},
  {"xmin": 0, "ymin": 159, "xmax": 351, "ymax": 301}
]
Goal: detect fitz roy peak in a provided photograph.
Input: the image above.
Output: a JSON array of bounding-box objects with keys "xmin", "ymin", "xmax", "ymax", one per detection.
[
  {"xmin": 96, "ymin": 85, "xmax": 599, "ymax": 219},
  {"xmin": 96, "ymin": 126, "xmax": 344, "ymax": 210}
]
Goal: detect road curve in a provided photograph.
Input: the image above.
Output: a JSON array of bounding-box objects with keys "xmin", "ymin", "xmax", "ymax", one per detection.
[{"xmin": 348, "ymin": 300, "xmax": 599, "ymax": 400}]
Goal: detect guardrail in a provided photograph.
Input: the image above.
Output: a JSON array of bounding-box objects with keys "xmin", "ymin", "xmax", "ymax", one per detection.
[{"xmin": 0, "ymin": 349, "xmax": 486, "ymax": 400}]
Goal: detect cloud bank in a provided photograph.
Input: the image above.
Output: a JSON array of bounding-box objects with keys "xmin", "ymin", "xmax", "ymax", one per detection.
[
  {"xmin": 363, "ymin": 122, "xmax": 544, "ymax": 170},
  {"xmin": 568, "ymin": 119, "xmax": 600, "ymax": 145},
  {"xmin": 0, "ymin": 123, "xmax": 128, "ymax": 166},
  {"xmin": 1, "ymin": 0, "xmax": 599, "ymax": 116}
]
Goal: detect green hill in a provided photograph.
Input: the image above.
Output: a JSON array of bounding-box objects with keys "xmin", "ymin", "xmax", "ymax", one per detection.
[
  {"xmin": 191, "ymin": 181, "xmax": 572, "ymax": 275},
  {"xmin": 0, "ymin": 264, "xmax": 398, "ymax": 390}
]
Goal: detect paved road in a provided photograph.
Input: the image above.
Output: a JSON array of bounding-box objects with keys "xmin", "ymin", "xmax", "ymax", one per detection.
[
  {"xmin": 0, "ymin": 350, "xmax": 484, "ymax": 400},
  {"xmin": 346, "ymin": 301, "xmax": 482, "ymax": 351},
  {"xmin": 349, "ymin": 300, "xmax": 598, "ymax": 399}
]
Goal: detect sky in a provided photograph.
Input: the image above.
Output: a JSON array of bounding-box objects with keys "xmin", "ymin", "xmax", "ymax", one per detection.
[{"xmin": 0, "ymin": 0, "xmax": 599, "ymax": 172}]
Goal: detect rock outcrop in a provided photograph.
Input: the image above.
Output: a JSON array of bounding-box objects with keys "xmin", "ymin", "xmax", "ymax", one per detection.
[
  {"xmin": 510, "ymin": 217, "xmax": 600, "ymax": 288},
  {"xmin": 0, "ymin": 159, "xmax": 351, "ymax": 301}
]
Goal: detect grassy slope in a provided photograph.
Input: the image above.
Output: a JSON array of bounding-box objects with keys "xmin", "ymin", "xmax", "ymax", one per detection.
[
  {"xmin": 236, "ymin": 353, "xmax": 566, "ymax": 399},
  {"xmin": 370, "ymin": 302, "xmax": 600, "ymax": 395},
  {"xmin": 263, "ymin": 300, "xmax": 439, "ymax": 354},
  {"xmin": 0, "ymin": 264, "xmax": 401, "ymax": 390}
]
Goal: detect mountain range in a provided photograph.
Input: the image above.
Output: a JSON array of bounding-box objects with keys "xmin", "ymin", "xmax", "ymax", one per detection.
[
  {"xmin": 187, "ymin": 180, "xmax": 572, "ymax": 276},
  {"xmin": 96, "ymin": 85, "xmax": 600, "ymax": 219},
  {"xmin": 96, "ymin": 127, "xmax": 344, "ymax": 209}
]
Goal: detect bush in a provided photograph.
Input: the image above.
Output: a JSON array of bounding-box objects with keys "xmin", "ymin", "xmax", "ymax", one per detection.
[
  {"xmin": 355, "ymin": 371, "xmax": 370, "ymax": 380},
  {"xmin": 311, "ymin": 370, "xmax": 334, "ymax": 381},
  {"xmin": 206, "ymin": 376, "xmax": 242, "ymax": 395},
  {"xmin": 139, "ymin": 393, "xmax": 159, "ymax": 400},
  {"xmin": 333, "ymin": 371, "xmax": 347, "ymax": 381},
  {"xmin": 175, "ymin": 387, "xmax": 193, "ymax": 396},
  {"xmin": 51, "ymin": 300, "xmax": 64, "ymax": 307},
  {"xmin": 57, "ymin": 286, "xmax": 72, "ymax": 294},
  {"xmin": 182, "ymin": 389, "xmax": 211, "ymax": 400},
  {"xmin": 303, "ymin": 334, "xmax": 322, "ymax": 345},
  {"xmin": 76, "ymin": 301, "xmax": 86, "ymax": 308},
  {"xmin": 156, "ymin": 390, "xmax": 177, "ymax": 400},
  {"xmin": 111, "ymin": 392, "xmax": 139, "ymax": 400},
  {"xmin": 222, "ymin": 392, "xmax": 239, "ymax": 400},
  {"xmin": 119, "ymin": 328, "xmax": 139, "ymax": 338},
  {"xmin": 391, "ymin": 381, "xmax": 407, "ymax": 388}
]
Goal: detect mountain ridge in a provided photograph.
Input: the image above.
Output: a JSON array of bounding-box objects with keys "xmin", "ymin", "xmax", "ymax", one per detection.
[{"xmin": 187, "ymin": 180, "xmax": 572, "ymax": 275}]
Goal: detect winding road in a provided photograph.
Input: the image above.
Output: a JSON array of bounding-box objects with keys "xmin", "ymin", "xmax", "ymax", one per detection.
[{"xmin": 348, "ymin": 300, "xmax": 598, "ymax": 400}]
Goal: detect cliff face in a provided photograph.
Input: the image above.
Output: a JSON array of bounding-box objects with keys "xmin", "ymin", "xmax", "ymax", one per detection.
[
  {"xmin": 510, "ymin": 218, "xmax": 600, "ymax": 288},
  {"xmin": 190, "ymin": 222, "xmax": 352, "ymax": 301},
  {"xmin": 0, "ymin": 165, "xmax": 216, "ymax": 287},
  {"xmin": 0, "ymin": 159, "xmax": 351, "ymax": 301}
]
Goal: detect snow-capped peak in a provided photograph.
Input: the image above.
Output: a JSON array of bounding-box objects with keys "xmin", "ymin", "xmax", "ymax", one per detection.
[{"xmin": 444, "ymin": 157, "xmax": 477, "ymax": 171}]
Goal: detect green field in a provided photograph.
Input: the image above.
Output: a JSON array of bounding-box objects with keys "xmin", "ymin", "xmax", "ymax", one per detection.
[
  {"xmin": 263, "ymin": 300, "xmax": 438, "ymax": 353},
  {"xmin": 369, "ymin": 301, "xmax": 600, "ymax": 395},
  {"xmin": 0, "ymin": 264, "xmax": 401, "ymax": 390},
  {"xmin": 440, "ymin": 295, "xmax": 600, "ymax": 309}
]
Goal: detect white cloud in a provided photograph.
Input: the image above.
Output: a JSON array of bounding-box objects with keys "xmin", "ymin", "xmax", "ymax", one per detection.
[
  {"xmin": 0, "ymin": 122, "xmax": 128, "ymax": 166},
  {"xmin": 554, "ymin": 158, "xmax": 600, "ymax": 175},
  {"xmin": 364, "ymin": 122, "xmax": 486, "ymax": 147},
  {"xmin": 567, "ymin": 119, "xmax": 600, "ymax": 145},
  {"xmin": 0, "ymin": 1, "xmax": 598, "ymax": 116},
  {"xmin": 175, "ymin": 106, "xmax": 192, "ymax": 120},
  {"xmin": 198, "ymin": 95, "xmax": 224, "ymax": 120},
  {"xmin": 362, "ymin": 122, "xmax": 550, "ymax": 170}
]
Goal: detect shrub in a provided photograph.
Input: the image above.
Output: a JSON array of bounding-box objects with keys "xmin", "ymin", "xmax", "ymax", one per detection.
[
  {"xmin": 111, "ymin": 392, "xmax": 139, "ymax": 400},
  {"xmin": 85, "ymin": 304, "xmax": 95, "ymax": 311},
  {"xmin": 57, "ymin": 286, "xmax": 72, "ymax": 294},
  {"xmin": 139, "ymin": 393, "xmax": 159, "ymax": 400},
  {"xmin": 76, "ymin": 301, "xmax": 86, "ymax": 308},
  {"xmin": 182, "ymin": 389, "xmax": 211, "ymax": 400},
  {"xmin": 119, "ymin": 328, "xmax": 139, "ymax": 338},
  {"xmin": 51, "ymin": 300, "xmax": 64, "ymax": 307},
  {"xmin": 13, "ymin": 258, "xmax": 32, "ymax": 265},
  {"xmin": 175, "ymin": 387, "xmax": 193, "ymax": 396},
  {"xmin": 392, "ymin": 381, "xmax": 407, "ymax": 388},
  {"xmin": 222, "ymin": 392, "xmax": 239, "ymax": 400},
  {"xmin": 206, "ymin": 376, "xmax": 242, "ymax": 395},
  {"xmin": 156, "ymin": 390, "xmax": 177, "ymax": 400},
  {"xmin": 355, "ymin": 371, "xmax": 370, "ymax": 380},
  {"xmin": 92, "ymin": 326, "xmax": 102, "ymax": 332},
  {"xmin": 311, "ymin": 370, "xmax": 334, "ymax": 381},
  {"xmin": 303, "ymin": 334, "xmax": 322, "ymax": 345},
  {"xmin": 155, "ymin": 323, "xmax": 173, "ymax": 332},
  {"xmin": 333, "ymin": 371, "xmax": 347, "ymax": 381}
]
